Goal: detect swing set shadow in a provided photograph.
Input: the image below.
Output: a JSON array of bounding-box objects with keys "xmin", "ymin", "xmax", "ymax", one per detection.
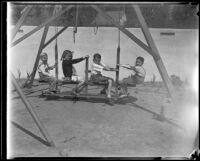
[
  {"xmin": 11, "ymin": 121, "xmax": 52, "ymax": 147},
  {"xmin": 129, "ymin": 102, "xmax": 184, "ymax": 130}
]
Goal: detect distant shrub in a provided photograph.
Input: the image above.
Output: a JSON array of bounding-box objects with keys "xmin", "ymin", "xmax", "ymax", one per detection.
[
  {"xmin": 170, "ymin": 74, "xmax": 183, "ymax": 87},
  {"xmin": 151, "ymin": 74, "xmax": 156, "ymax": 85},
  {"xmin": 17, "ymin": 68, "xmax": 21, "ymax": 79}
]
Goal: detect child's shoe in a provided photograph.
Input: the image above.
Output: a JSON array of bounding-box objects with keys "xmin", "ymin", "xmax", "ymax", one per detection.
[
  {"xmin": 100, "ymin": 89, "xmax": 106, "ymax": 95},
  {"xmin": 107, "ymin": 98, "xmax": 114, "ymax": 106},
  {"xmin": 71, "ymin": 89, "xmax": 80, "ymax": 96}
]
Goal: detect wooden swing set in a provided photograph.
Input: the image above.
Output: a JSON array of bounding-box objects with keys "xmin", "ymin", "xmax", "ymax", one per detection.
[{"xmin": 10, "ymin": 3, "xmax": 175, "ymax": 147}]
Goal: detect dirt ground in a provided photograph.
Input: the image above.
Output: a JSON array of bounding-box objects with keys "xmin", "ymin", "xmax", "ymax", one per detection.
[{"xmin": 7, "ymin": 80, "xmax": 198, "ymax": 158}]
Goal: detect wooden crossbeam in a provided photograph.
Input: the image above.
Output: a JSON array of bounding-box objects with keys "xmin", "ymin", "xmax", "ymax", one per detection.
[
  {"xmin": 11, "ymin": 5, "xmax": 73, "ymax": 47},
  {"xmin": 28, "ymin": 25, "xmax": 49, "ymax": 86},
  {"xmin": 42, "ymin": 25, "xmax": 68, "ymax": 49},
  {"xmin": 11, "ymin": 5, "xmax": 33, "ymax": 40}
]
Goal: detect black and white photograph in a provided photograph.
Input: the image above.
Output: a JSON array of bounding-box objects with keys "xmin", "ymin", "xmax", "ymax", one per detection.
[{"xmin": 6, "ymin": 1, "xmax": 199, "ymax": 158}]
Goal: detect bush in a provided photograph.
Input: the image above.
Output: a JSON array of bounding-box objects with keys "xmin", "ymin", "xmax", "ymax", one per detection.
[{"xmin": 170, "ymin": 74, "xmax": 183, "ymax": 87}]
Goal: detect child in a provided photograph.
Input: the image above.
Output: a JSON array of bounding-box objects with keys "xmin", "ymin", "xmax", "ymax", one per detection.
[
  {"xmin": 61, "ymin": 50, "xmax": 89, "ymax": 81},
  {"xmin": 61, "ymin": 50, "xmax": 89, "ymax": 93},
  {"xmin": 38, "ymin": 52, "xmax": 59, "ymax": 94},
  {"xmin": 90, "ymin": 53, "xmax": 117, "ymax": 104},
  {"xmin": 119, "ymin": 56, "xmax": 146, "ymax": 96}
]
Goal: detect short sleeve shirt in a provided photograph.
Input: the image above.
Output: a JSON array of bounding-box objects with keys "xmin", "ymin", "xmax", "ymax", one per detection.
[
  {"xmin": 134, "ymin": 66, "xmax": 146, "ymax": 78},
  {"xmin": 38, "ymin": 62, "xmax": 50, "ymax": 76},
  {"xmin": 91, "ymin": 62, "xmax": 106, "ymax": 75}
]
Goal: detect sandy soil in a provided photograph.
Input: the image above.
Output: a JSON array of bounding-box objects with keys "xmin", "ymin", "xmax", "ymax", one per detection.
[{"xmin": 8, "ymin": 80, "xmax": 198, "ymax": 158}]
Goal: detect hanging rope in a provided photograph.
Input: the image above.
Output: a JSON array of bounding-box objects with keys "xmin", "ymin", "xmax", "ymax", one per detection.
[
  {"xmin": 53, "ymin": 5, "xmax": 62, "ymax": 82},
  {"xmin": 73, "ymin": 5, "xmax": 79, "ymax": 43},
  {"xmin": 115, "ymin": 9, "xmax": 121, "ymax": 91},
  {"xmin": 93, "ymin": 20, "xmax": 98, "ymax": 35}
]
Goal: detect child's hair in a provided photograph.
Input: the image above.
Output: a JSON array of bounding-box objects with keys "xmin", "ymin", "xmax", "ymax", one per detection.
[
  {"xmin": 40, "ymin": 52, "xmax": 47, "ymax": 59},
  {"xmin": 136, "ymin": 56, "xmax": 144, "ymax": 63},
  {"xmin": 61, "ymin": 50, "xmax": 73, "ymax": 61},
  {"xmin": 93, "ymin": 53, "xmax": 101, "ymax": 59}
]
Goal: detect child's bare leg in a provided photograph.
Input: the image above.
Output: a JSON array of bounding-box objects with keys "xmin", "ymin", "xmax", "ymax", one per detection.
[
  {"xmin": 107, "ymin": 79, "xmax": 112, "ymax": 98},
  {"xmin": 76, "ymin": 81, "xmax": 86, "ymax": 93},
  {"xmin": 100, "ymin": 85, "xmax": 107, "ymax": 94}
]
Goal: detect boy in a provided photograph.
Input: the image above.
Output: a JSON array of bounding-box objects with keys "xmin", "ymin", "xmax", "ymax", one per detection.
[
  {"xmin": 118, "ymin": 56, "xmax": 146, "ymax": 96},
  {"xmin": 38, "ymin": 52, "xmax": 59, "ymax": 94},
  {"xmin": 90, "ymin": 53, "xmax": 117, "ymax": 104}
]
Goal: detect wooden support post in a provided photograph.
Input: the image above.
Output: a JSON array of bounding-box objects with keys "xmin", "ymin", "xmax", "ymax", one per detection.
[
  {"xmin": 133, "ymin": 5, "xmax": 174, "ymax": 97},
  {"xmin": 43, "ymin": 25, "xmax": 68, "ymax": 49},
  {"xmin": 116, "ymin": 44, "xmax": 120, "ymax": 87},
  {"xmin": 10, "ymin": 72, "xmax": 55, "ymax": 147},
  {"xmin": 11, "ymin": 5, "xmax": 33, "ymax": 40},
  {"xmin": 116, "ymin": 11, "xmax": 121, "ymax": 90},
  {"xmin": 55, "ymin": 39, "xmax": 59, "ymax": 82},
  {"xmin": 27, "ymin": 25, "xmax": 49, "ymax": 87},
  {"xmin": 85, "ymin": 57, "xmax": 89, "ymax": 93},
  {"xmin": 91, "ymin": 5, "xmax": 154, "ymax": 58},
  {"xmin": 11, "ymin": 5, "xmax": 73, "ymax": 47}
]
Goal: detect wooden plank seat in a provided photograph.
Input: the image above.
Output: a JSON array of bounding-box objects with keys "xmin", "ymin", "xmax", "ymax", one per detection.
[
  {"xmin": 42, "ymin": 91, "xmax": 111, "ymax": 101},
  {"xmin": 61, "ymin": 80, "xmax": 79, "ymax": 85},
  {"xmin": 41, "ymin": 90, "xmax": 136, "ymax": 105},
  {"xmin": 86, "ymin": 80, "xmax": 108, "ymax": 86},
  {"xmin": 38, "ymin": 79, "xmax": 79, "ymax": 85}
]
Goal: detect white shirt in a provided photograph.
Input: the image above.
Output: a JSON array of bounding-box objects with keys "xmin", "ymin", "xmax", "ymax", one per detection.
[
  {"xmin": 121, "ymin": 64, "xmax": 146, "ymax": 78},
  {"xmin": 91, "ymin": 62, "xmax": 106, "ymax": 75},
  {"xmin": 134, "ymin": 66, "xmax": 146, "ymax": 78},
  {"xmin": 38, "ymin": 62, "xmax": 51, "ymax": 76}
]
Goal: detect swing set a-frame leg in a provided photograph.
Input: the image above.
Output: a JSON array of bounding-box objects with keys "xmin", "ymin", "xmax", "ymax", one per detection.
[
  {"xmin": 133, "ymin": 5, "xmax": 174, "ymax": 97},
  {"xmin": 11, "ymin": 5, "xmax": 33, "ymax": 40},
  {"xmin": 10, "ymin": 72, "xmax": 55, "ymax": 147},
  {"xmin": 25, "ymin": 25, "xmax": 49, "ymax": 88}
]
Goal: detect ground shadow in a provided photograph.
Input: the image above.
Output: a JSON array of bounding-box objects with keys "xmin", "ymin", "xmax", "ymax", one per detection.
[
  {"xmin": 40, "ymin": 93, "xmax": 138, "ymax": 106},
  {"xmin": 130, "ymin": 102, "xmax": 184, "ymax": 130},
  {"xmin": 11, "ymin": 121, "xmax": 51, "ymax": 147}
]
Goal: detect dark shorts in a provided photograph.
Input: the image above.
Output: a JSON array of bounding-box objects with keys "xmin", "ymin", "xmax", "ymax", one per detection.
[
  {"xmin": 121, "ymin": 75, "xmax": 144, "ymax": 85},
  {"xmin": 90, "ymin": 74, "xmax": 113, "ymax": 85}
]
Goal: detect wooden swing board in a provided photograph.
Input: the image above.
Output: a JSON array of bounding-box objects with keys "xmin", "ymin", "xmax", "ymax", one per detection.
[{"xmin": 43, "ymin": 91, "xmax": 115, "ymax": 101}]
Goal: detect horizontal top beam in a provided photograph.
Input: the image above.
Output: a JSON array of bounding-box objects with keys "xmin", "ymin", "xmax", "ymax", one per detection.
[{"xmin": 10, "ymin": 4, "xmax": 198, "ymax": 29}]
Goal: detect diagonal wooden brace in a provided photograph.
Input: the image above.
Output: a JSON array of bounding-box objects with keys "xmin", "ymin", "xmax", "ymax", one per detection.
[
  {"xmin": 11, "ymin": 5, "xmax": 74, "ymax": 47},
  {"xmin": 11, "ymin": 5, "xmax": 33, "ymax": 40},
  {"xmin": 10, "ymin": 71, "xmax": 55, "ymax": 147},
  {"xmin": 133, "ymin": 5, "xmax": 174, "ymax": 97}
]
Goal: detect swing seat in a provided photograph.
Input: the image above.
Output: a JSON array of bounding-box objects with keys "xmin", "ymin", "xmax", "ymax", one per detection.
[
  {"xmin": 61, "ymin": 77, "xmax": 79, "ymax": 85},
  {"xmin": 38, "ymin": 79, "xmax": 49, "ymax": 83},
  {"xmin": 87, "ymin": 80, "xmax": 108, "ymax": 86},
  {"xmin": 43, "ymin": 90, "xmax": 109, "ymax": 101},
  {"xmin": 62, "ymin": 80, "xmax": 79, "ymax": 85}
]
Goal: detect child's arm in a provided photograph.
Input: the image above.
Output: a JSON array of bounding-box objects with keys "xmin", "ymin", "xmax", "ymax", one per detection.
[
  {"xmin": 72, "ymin": 55, "xmax": 89, "ymax": 64},
  {"xmin": 118, "ymin": 64, "xmax": 132, "ymax": 69},
  {"xmin": 38, "ymin": 63, "xmax": 50, "ymax": 76},
  {"xmin": 48, "ymin": 62, "xmax": 57, "ymax": 70},
  {"xmin": 102, "ymin": 63, "xmax": 118, "ymax": 71},
  {"xmin": 117, "ymin": 64, "xmax": 137, "ymax": 71}
]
